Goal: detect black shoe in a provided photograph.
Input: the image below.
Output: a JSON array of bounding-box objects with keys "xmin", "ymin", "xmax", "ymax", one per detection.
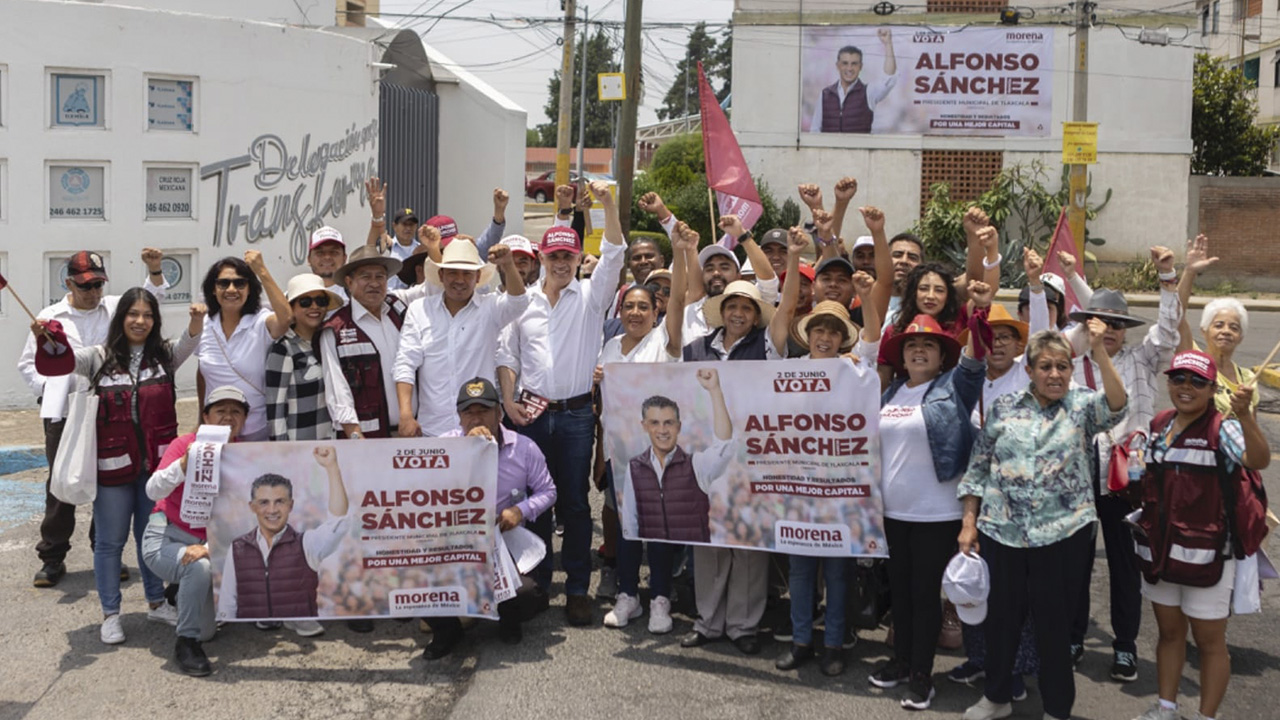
[
  {"xmin": 498, "ymin": 605, "xmax": 522, "ymax": 645},
  {"xmin": 1070, "ymin": 643, "xmax": 1084, "ymax": 667},
  {"xmin": 175, "ymin": 637, "xmax": 212, "ymax": 677},
  {"xmin": 733, "ymin": 633, "xmax": 761, "ymax": 655},
  {"xmin": 520, "ymin": 587, "xmax": 550, "ymax": 621},
  {"xmin": 772, "ymin": 616, "xmax": 793, "ymax": 643},
  {"xmin": 820, "ymin": 646, "xmax": 845, "ymax": 677},
  {"xmin": 565, "ymin": 594, "xmax": 592, "ymax": 627},
  {"xmin": 900, "ymin": 672, "xmax": 935, "ymax": 710},
  {"xmin": 869, "ymin": 658, "xmax": 911, "ymax": 689},
  {"xmin": 346, "ymin": 619, "xmax": 375, "ymax": 633},
  {"xmin": 422, "ymin": 627, "xmax": 461, "ymax": 660},
  {"xmin": 1110, "ymin": 651, "xmax": 1138, "ymax": 682},
  {"xmin": 680, "ymin": 630, "xmax": 715, "ymax": 648},
  {"xmin": 254, "ymin": 621, "xmax": 283, "ymax": 631},
  {"xmin": 33, "ymin": 561, "xmax": 66, "ymax": 588},
  {"xmin": 775, "ymin": 644, "xmax": 814, "ymax": 670},
  {"xmin": 120, "ymin": 565, "xmax": 130, "ymax": 582},
  {"xmin": 842, "ymin": 626, "xmax": 859, "ymax": 650}
]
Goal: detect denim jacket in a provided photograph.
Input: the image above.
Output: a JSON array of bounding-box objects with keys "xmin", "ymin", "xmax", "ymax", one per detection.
[{"xmin": 881, "ymin": 353, "xmax": 986, "ymax": 482}]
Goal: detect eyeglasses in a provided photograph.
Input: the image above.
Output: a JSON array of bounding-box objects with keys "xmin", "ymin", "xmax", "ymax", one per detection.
[
  {"xmin": 215, "ymin": 278, "xmax": 249, "ymax": 290},
  {"xmin": 294, "ymin": 294, "xmax": 331, "ymax": 309},
  {"xmin": 1167, "ymin": 372, "xmax": 1212, "ymax": 390},
  {"xmin": 991, "ymin": 332, "xmax": 1020, "ymax": 346},
  {"xmin": 73, "ymin": 280, "xmax": 105, "ymax": 291}
]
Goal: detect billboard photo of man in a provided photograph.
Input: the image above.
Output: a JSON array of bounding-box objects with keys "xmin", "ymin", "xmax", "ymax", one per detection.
[
  {"xmin": 808, "ymin": 28, "xmax": 897, "ymax": 133},
  {"xmin": 217, "ymin": 446, "xmax": 350, "ymax": 632},
  {"xmin": 625, "ymin": 368, "xmax": 735, "ymax": 544}
]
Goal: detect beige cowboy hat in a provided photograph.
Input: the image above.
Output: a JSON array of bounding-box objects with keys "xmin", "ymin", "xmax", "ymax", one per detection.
[
  {"xmin": 703, "ymin": 280, "xmax": 775, "ymax": 329},
  {"xmin": 797, "ymin": 300, "xmax": 861, "ymax": 352},
  {"xmin": 284, "ymin": 273, "xmax": 346, "ymax": 310},
  {"xmin": 333, "ymin": 245, "xmax": 402, "ymax": 286},
  {"xmin": 424, "ymin": 238, "xmax": 496, "ymax": 287}
]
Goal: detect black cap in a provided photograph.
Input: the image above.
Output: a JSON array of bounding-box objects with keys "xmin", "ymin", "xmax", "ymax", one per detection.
[
  {"xmin": 759, "ymin": 228, "xmax": 788, "ymax": 248},
  {"xmin": 815, "ymin": 256, "xmax": 855, "ymax": 277},
  {"xmin": 456, "ymin": 377, "xmax": 499, "ymax": 410},
  {"xmin": 393, "ymin": 208, "xmax": 419, "ymax": 225}
]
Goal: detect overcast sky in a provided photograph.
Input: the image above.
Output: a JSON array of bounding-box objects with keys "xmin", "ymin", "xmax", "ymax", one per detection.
[{"xmin": 379, "ymin": 0, "xmax": 734, "ymax": 131}]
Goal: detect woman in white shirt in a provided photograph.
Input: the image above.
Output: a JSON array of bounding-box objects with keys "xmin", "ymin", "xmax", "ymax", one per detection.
[
  {"xmin": 597, "ymin": 222, "xmax": 691, "ymax": 635},
  {"xmin": 196, "ymin": 250, "xmax": 291, "ymax": 441}
]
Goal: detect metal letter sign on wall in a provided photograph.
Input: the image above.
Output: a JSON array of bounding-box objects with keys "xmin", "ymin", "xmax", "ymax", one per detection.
[{"xmin": 378, "ymin": 82, "xmax": 439, "ymax": 224}]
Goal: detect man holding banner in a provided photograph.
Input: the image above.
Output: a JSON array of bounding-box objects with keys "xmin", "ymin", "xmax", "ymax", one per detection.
[{"xmin": 216, "ymin": 446, "xmax": 350, "ymax": 634}]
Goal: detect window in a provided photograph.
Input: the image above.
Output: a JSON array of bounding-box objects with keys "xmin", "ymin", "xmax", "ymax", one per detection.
[
  {"xmin": 1245, "ymin": 57, "xmax": 1261, "ymax": 87},
  {"xmin": 48, "ymin": 163, "xmax": 107, "ymax": 220},
  {"xmin": 1213, "ymin": 1, "xmax": 1221, "ymax": 32},
  {"xmin": 50, "ymin": 71, "xmax": 106, "ymax": 128},
  {"xmin": 1202, "ymin": 6, "xmax": 1210, "ymax": 35},
  {"xmin": 146, "ymin": 76, "xmax": 196, "ymax": 132},
  {"xmin": 144, "ymin": 165, "xmax": 195, "ymax": 219},
  {"xmin": 1273, "ymin": 52, "xmax": 1280, "ymax": 87}
]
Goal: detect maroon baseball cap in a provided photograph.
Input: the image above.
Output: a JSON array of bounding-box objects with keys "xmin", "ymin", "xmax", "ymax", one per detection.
[
  {"xmin": 426, "ymin": 215, "xmax": 459, "ymax": 245},
  {"xmin": 540, "ymin": 226, "xmax": 582, "ymax": 255},
  {"xmin": 66, "ymin": 251, "xmax": 108, "ymax": 284},
  {"xmin": 1166, "ymin": 350, "xmax": 1217, "ymax": 383}
]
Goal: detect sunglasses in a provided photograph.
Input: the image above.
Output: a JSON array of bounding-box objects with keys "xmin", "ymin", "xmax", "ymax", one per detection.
[
  {"xmin": 215, "ymin": 278, "xmax": 249, "ymax": 290},
  {"xmin": 1098, "ymin": 317, "xmax": 1129, "ymax": 330},
  {"xmin": 1167, "ymin": 372, "xmax": 1212, "ymax": 390},
  {"xmin": 294, "ymin": 294, "xmax": 331, "ymax": 309},
  {"xmin": 73, "ymin": 280, "xmax": 105, "ymax": 291}
]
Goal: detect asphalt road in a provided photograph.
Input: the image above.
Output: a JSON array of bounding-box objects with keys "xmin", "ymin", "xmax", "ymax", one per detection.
[{"xmin": 2, "ymin": 304, "xmax": 1279, "ymax": 720}]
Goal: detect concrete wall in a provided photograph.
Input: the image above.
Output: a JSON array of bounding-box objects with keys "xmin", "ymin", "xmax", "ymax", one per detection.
[{"xmin": 1188, "ymin": 175, "xmax": 1280, "ymax": 290}]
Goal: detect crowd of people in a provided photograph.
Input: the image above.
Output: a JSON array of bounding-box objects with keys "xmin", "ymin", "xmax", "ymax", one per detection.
[{"xmin": 15, "ymin": 175, "xmax": 1271, "ymax": 720}]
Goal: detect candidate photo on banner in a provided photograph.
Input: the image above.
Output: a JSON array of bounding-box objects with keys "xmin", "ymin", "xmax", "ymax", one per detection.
[
  {"xmin": 799, "ymin": 25, "xmax": 1054, "ymax": 137},
  {"xmin": 206, "ymin": 437, "xmax": 499, "ymax": 622},
  {"xmin": 602, "ymin": 360, "xmax": 887, "ymax": 557}
]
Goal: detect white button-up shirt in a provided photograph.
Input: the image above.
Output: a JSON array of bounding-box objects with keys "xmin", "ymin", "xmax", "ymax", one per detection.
[
  {"xmin": 395, "ymin": 289, "xmax": 530, "ymax": 437},
  {"xmin": 386, "ymin": 240, "xmax": 420, "ymax": 291},
  {"xmin": 497, "ymin": 238, "xmax": 625, "ymax": 401},
  {"xmin": 198, "ymin": 310, "xmax": 274, "ymax": 440}
]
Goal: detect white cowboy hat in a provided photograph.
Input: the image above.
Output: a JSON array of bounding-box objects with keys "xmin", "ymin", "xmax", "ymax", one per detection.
[{"xmin": 424, "ymin": 239, "xmax": 496, "ymax": 287}]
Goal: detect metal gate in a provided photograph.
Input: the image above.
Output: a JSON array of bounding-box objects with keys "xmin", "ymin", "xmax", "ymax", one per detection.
[{"xmin": 379, "ymin": 82, "xmax": 439, "ymax": 222}]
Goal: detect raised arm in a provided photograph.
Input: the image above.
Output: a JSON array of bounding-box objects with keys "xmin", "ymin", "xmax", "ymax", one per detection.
[
  {"xmin": 1023, "ymin": 248, "xmax": 1051, "ymax": 337},
  {"xmin": 697, "ymin": 368, "xmax": 732, "ymax": 441},
  {"xmin": 244, "ymin": 250, "xmax": 292, "ymax": 340},
  {"xmin": 474, "ymin": 188, "xmax": 510, "ymax": 256},
  {"xmin": 313, "ymin": 445, "xmax": 349, "ymax": 516},
  {"xmin": 863, "ymin": 206, "xmax": 893, "ymax": 324},
  {"xmin": 853, "ymin": 271, "xmax": 880, "ymax": 343},
  {"xmin": 1176, "ymin": 234, "xmax": 1218, "ymax": 353},
  {"xmin": 1087, "ymin": 318, "xmax": 1127, "ymax": 412},
  {"xmin": 769, "ymin": 226, "xmax": 808, "ymax": 355},
  {"xmin": 665, "ymin": 223, "xmax": 694, "ymax": 357},
  {"xmin": 829, "ymin": 177, "xmax": 858, "ymax": 246},
  {"xmin": 813, "ymin": 210, "xmax": 840, "ymax": 262},
  {"xmin": 879, "ymin": 27, "xmax": 897, "ymax": 76},
  {"xmin": 365, "ymin": 177, "xmax": 390, "ymax": 251},
  {"xmin": 719, "ymin": 214, "xmax": 776, "ymax": 283}
]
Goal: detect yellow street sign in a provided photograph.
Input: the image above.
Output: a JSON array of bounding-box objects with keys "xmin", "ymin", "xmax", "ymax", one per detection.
[{"xmin": 1062, "ymin": 122, "xmax": 1098, "ymax": 165}]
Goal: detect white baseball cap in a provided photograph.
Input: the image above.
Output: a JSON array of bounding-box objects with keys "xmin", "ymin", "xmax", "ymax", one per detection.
[
  {"xmin": 698, "ymin": 244, "xmax": 741, "ymax": 270},
  {"xmin": 308, "ymin": 226, "xmax": 345, "ymax": 251},
  {"xmin": 942, "ymin": 552, "xmax": 990, "ymax": 625},
  {"xmin": 851, "ymin": 235, "xmax": 875, "ymax": 251}
]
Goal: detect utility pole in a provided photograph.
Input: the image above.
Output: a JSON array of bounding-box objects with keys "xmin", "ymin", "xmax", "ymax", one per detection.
[
  {"xmin": 555, "ymin": 0, "xmax": 578, "ymax": 189},
  {"xmin": 1067, "ymin": 0, "xmax": 1091, "ymax": 257},
  {"xmin": 576, "ymin": 5, "xmax": 589, "ymax": 178},
  {"xmin": 616, "ymin": 0, "xmax": 643, "ymax": 231}
]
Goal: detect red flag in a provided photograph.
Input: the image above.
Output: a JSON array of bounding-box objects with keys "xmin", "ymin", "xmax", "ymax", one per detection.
[
  {"xmin": 1043, "ymin": 208, "xmax": 1083, "ymax": 315},
  {"xmin": 0, "ymin": 271, "xmax": 7, "ymax": 290},
  {"xmin": 698, "ymin": 62, "xmax": 762, "ymax": 249}
]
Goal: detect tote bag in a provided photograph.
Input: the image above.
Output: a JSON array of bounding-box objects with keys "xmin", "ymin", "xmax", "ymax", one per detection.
[{"xmin": 50, "ymin": 387, "xmax": 98, "ymax": 505}]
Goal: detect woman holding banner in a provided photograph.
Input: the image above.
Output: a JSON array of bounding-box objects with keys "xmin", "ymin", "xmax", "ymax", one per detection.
[
  {"xmin": 867, "ymin": 282, "xmax": 991, "ymax": 710},
  {"xmin": 596, "ymin": 221, "xmax": 691, "ymax": 634},
  {"xmin": 956, "ymin": 323, "xmax": 1127, "ymax": 720},
  {"xmin": 31, "ymin": 289, "xmax": 205, "ymax": 646}
]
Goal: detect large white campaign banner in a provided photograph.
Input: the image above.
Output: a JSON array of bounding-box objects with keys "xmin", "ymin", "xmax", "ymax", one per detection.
[
  {"xmin": 206, "ymin": 437, "xmax": 500, "ymax": 622},
  {"xmin": 800, "ymin": 25, "xmax": 1054, "ymax": 137},
  {"xmin": 602, "ymin": 359, "xmax": 887, "ymax": 557}
]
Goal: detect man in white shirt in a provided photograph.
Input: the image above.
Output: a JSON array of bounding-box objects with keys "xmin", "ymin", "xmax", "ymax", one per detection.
[
  {"xmin": 808, "ymin": 29, "xmax": 898, "ymax": 133},
  {"xmin": 306, "ymin": 226, "xmax": 349, "ymax": 306},
  {"xmin": 18, "ymin": 248, "xmax": 169, "ymax": 588},
  {"xmin": 394, "ymin": 238, "xmax": 528, "ymax": 439},
  {"xmin": 493, "ymin": 181, "xmax": 624, "ymax": 625}
]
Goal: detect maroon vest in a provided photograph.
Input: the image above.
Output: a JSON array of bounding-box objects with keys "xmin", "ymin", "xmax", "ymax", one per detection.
[
  {"xmin": 322, "ymin": 295, "xmax": 406, "ymax": 438},
  {"xmin": 231, "ymin": 525, "xmax": 319, "ymax": 618},
  {"xmin": 629, "ymin": 446, "xmax": 710, "ymax": 543},
  {"xmin": 821, "ymin": 81, "xmax": 873, "ymax": 133},
  {"xmin": 94, "ymin": 360, "xmax": 178, "ymax": 485}
]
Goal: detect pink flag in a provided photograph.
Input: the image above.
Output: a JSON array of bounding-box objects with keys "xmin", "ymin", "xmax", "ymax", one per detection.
[
  {"xmin": 1043, "ymin": 208, "xmax": 1084, "ymax": 315},
  {"xmin": 698, "ymin": 62, "xmax": 762, "ymax": 250}
]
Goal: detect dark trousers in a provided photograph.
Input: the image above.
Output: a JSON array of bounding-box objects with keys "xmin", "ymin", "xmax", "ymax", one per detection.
[
  {"xmin": 1070, "ymin": 488, "xmax": 1141, "ymax": 654},
  {"xmin": 427, "ymin": 597, "xmax": 518, "ymax": 636},
  {"xmin": 982, "ymin": 527, "xmax": 1094, "ymax": 720},
  {"xmin": 884, "ymin": 517, "xmax": 960, "ymax": 676},
  {"xmin": 36, "ymin": 418, "xmax": 92, "ymax": 563},
  {"xmin": 520, "ymin": 405, "xmax": 596, "ymax": 596}
]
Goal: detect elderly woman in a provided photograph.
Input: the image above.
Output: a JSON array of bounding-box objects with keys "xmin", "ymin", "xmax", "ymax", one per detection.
[
  {"xmin": 957, "ymin": 322, "xmax": 1127, "ymax": 720},
  {"xmin": 1129, "ymin": 351, "xmax": 1270, "ymax": 720},
  {"xmin": 1175, "ymin": 235, "xmax": 1257, "ymax": 419}
]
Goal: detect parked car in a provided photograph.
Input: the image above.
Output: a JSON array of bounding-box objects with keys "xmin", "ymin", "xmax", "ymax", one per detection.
[{"xmin": 524, "ymin": 171, "xmax": 612, "ymax": 202}]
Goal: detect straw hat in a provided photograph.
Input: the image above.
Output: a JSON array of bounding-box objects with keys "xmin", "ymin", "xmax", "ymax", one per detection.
[
  {"xmin": 797, "ymin": 300, "xmax": 860, "ymax": 352},
  {"xmin": 986, "ymin": 303, "xmax": 1029, "ymax": 342},
  {"xmin": 423, "ymin": 239, "xmax": 496, "ymax": 287},
  {"xmin": 703, "ymin": 280, "xmax": 774, "ymax": 329}
]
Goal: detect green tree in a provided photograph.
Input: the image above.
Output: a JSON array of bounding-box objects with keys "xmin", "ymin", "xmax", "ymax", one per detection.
[
  {"xmin": 525, "ymin": 127, "xmax": 545, "ymax": 147},
  {"xmin": 657, "ymin": 22, "xmax": 731, "ymax": 121},
  {"xmin": 1192, "ymin": 53, "xmax": 1280, "ymax": 176},
  {"xmin": 536, "ymin": 29, "xmax": 621, "ymax": 148}
]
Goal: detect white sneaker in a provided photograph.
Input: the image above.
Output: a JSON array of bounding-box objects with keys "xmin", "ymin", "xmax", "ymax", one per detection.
[
  {"xmin": 963, "ymin": 696, "xmax": 1013, "ymax": 720},
  {"xmin": 648, "ymin": 596, "xmax": 673, "ymax": 634},
  {"xmin": 1132, "ymin": 703, "xmax": 1179, "ymax": 720},
  {"xmin": 147, "ymin": 603, "xmax": 179, "ymax": 626},
  {"xmin": 284, "ymin": 620, "xmax": 325, "ymax": 637},
  {"xmin": 603, "ymin": 592, "xmax": 643, "ymax": 628},
  {"xmin": 100, "ymin": 614, "xmax": 125, "ymax": 645},
  {"xmin": 597, "ymin": 566, "xmax": 618, "ymax": 599}
]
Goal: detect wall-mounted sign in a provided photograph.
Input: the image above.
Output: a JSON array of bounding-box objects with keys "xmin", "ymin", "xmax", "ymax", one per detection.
[
  {"xmin": 160, "ymin": 253, "xmax": 194, "ymax": 303},
  {"xmin": 1062, "ymin": 122, "xmax": 1098, "ymax": 164},
  {"xmin": 148, "ymin": 78, "xmax": 194, "ymax": 132},
  {"xmin": 52, "ymin": 73, "xmax": 103, "ymax": 127},
  {"xmin": 49, "ymin": 165, "xmax": 105, "ymax": 220},
  {"xmin": 146, "ymin": 167, "xmax": 193, "ymax": 219},
  {"xmin": 598, "ymin": 73, "xmax": 625, "ymax": 101}
]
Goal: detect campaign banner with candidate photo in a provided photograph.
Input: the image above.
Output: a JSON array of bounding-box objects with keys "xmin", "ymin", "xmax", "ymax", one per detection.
[
  {"xmin": 205, "ymin": 437, "xmax": 500, "ymax": 622},
  {"xmin": 799, "ymin": 25, "xmax": 1054, "ymax": 137},
  {"xmin": 602, "ymin": 359, "xmax": 886, "ymax": 557}
]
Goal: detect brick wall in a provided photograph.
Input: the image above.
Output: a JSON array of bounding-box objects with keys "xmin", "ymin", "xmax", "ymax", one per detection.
[{"xmin": 1192, "ymin": 177, "xmax": 1280, "ymax": 281}]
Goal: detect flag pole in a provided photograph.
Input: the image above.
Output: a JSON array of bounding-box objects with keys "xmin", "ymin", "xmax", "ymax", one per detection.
[
  {"xmin": 1, "ymin": 280, "xmax": 52, "ymax": 340},
  {"xmin": 707, "ymin": 186, "xmax": 717, "ymax": 244},
  {"xmin": 1248, "ymin": 336, "xmax": 1280, "ymax": 390}
]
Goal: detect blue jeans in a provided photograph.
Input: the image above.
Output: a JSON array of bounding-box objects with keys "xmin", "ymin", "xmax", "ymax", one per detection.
[
  {"xmin": 790, "ymin": 555, "xmax": 848, "ymax": 648},
  {"xmin": 520, "ymin": 405, "xmax": 595, "ymax": 595},
  {"xmin": 94, "ymin": 480, "xmax": 165, "ymax": 614}
]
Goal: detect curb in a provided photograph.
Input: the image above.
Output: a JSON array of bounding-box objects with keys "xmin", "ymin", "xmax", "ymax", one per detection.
[
  {"xmin": 0, "ymin": 447, "xmax": 46, "ymax": 477},
  {"xmin": 995, "ymin": 289, "xmax": 1280, "ymax": 312},
  {"xmin": 1259, "ymin": 367, "xmax": 1280, "ymax": 391}
]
